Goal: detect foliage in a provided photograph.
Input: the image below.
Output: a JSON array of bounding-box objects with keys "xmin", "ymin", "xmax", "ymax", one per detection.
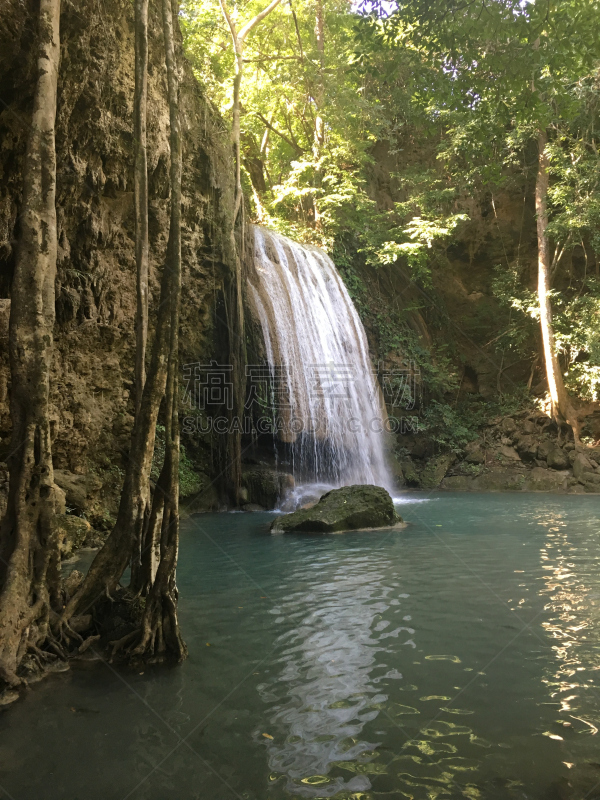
[
  {"xmin": 420, "ymin": 389, "xmax": 533, "ymax": 453},
  {"xmin": 181, "ymin": 0, "xmax": 600, "ymax": 412},
  {"xmin": 420, "ymin": 400, "xmax": 479, "ymax": 452},
  {"xmin": 151, "ymin": 425, "xmax": 204, "ymax": 497}
]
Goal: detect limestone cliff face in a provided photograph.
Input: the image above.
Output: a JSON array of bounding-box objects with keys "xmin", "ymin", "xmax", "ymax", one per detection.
[{"xmin": 0, "ymin": 0, "xmax": 236, "ymax": 522}]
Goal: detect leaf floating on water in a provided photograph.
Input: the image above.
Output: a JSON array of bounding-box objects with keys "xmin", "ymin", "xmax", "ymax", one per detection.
[
  {"xmin": 332, "ymin": 761, "xmax": 387, "ymax": 775},
  {"xmin": 262, "ymin": 733, "xmax": 274, "ymax": 740},
  {"xmin": 425, "ymin": 655, "xmax": 462, "ymax": 664},
  {"xmin": 469, "ymin": 734, "xmax": 492, "ymax": 748},
  {"xmin": 300, "ymin": 775, "xmax": 331, "ymax": 785},
  {"xmin": 542, "ymin": 731, "xmax": 564, "ymax": 741},
  {"xmin": 440, "ymin": 707, "xmax": 474, "ymax": 715},
  {"xmin": 391, "ymin": 703, "xmax": 420, "ymax": 716},
  {"xmin": 422, "ymin": 721, "xmax": 472, "ymax": 738}
]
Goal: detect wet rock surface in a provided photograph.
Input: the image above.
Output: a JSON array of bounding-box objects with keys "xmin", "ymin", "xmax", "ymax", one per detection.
[
  {"xmin": 393, "ymin": 410, "xmax": 600, "ymax": 493},
  {"xmin": 242, "ymin": 467, "xmax": 294, "ymax": 510},
  {"xmin": 271, "ymin": 485, "xmax": 402, "ymax": 533}
]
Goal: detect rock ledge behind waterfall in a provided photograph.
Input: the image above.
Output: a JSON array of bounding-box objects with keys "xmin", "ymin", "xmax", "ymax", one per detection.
[{"xmin": 270, "ymin": 485, "xmax": 404, "ymax": 534}]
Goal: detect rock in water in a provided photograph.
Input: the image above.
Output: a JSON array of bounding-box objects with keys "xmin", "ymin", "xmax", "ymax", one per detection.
[{"xmin": 270, "ymin": 485, "xmax": 403, "ymax": 534}]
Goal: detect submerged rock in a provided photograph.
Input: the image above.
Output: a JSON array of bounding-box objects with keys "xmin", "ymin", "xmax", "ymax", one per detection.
[{"xmin": 270, "ymin": 485, "xmax": 403, "ymax": 534}]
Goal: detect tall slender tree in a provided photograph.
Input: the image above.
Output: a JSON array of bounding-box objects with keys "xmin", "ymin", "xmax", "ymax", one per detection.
[
  {"xmin": 312, "ymin": 0, "xmax": 325, "ymax": 227},
  {"xmin": 130, "ymin": 0, "xmax": 151, "ymax": 594},
  {"xmin": 0, "ymin": 0, "xmax": 62, "ymax": 686},
  {"xmin": 218, "ymin": 0, "xmax": 283, "ymax": 504},
  {"xmin": 128, "ymin": 0, "xmax": 186, "ymax": 659},
  {"xmin": 535, "ymin": 130, "xmax": 577, "ymax": 430},
  {"xmin": 134, "ymin": 0, "xmax": 150, "ymax": 417}
]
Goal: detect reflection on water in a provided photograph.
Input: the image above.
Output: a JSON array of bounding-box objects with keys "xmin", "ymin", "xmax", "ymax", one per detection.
[
  {"xmin": 537, "ymin": 511, "xmax": 600, "ymax": 756},
  {"xmin": 259, "ymin": 553, "xmax": 397, "ymax": 796},
  {"xmin": 1, "ymin": 494, "xmax": 600, "ymax": 800}
]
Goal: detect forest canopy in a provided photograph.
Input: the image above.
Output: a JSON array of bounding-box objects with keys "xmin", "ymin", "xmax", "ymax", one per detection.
[{"xmin": 181, "ymin": 0, "xmax": 600, "ymax": 418}]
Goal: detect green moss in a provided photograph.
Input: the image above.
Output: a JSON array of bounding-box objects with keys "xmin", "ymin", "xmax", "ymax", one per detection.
[{"xmin": 152, "ymin": 425, "xmax": 204, "ymax": 498}]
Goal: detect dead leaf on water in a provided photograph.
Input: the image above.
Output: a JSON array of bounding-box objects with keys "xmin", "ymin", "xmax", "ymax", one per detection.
[
  {"xmin": 425, "ymin": 655, "xmax": 461, "ymax": 664},
  {"xmin": 300, "ymin": 775, "xmax": 331, "ymax": 785}
]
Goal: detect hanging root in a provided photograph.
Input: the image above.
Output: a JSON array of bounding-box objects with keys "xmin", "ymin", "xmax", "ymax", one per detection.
[
  {"xmin": 108, "ymin": 630, "xmax": 139, "ymax": 657},
  {"xmin": 78, "ymin": 634, "xmax": 101, "ymax": 655}
]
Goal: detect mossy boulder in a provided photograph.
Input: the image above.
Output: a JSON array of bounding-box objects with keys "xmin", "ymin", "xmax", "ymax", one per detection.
[
  {"xmin": 400, "ymin": 460, "xmax": 420, "ymax": 487},
  {"xmin": 242, "ymin": 467, "xmax": 294, "ymax": 509},
  {"xmin": 547, "ymin": 447, "xmax": 569, "ymax": 470},
  {"xmin": 419, "ymin": 454, "xmax": 453, "ymax": 489},
  {"xmin": 270, "ymin": 484, "xmax": 402, "ymax": 534},
  {"xmin": 524, "ymin": 467, "xmax": 568, "ymax": 492}
]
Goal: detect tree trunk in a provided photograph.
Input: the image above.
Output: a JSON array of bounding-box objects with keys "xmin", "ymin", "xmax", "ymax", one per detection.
[
  {"xmin": 536, "ymin": 130, "xmax": 577, "ymax": 431},
  {"xmin": 129, "ymin": 0, "xmax": 186, "ymax": 659},
  {"xmin": 0, "ymin": 0, "xmax": 62, "ymax": 687},
  {"xmin": 314, "ymin": 0, "xmax": 325, "ymax": 147},
  {"xmin": 230, "ymin": 45, "xmax": 246, "ymax": 507},
  {"xmin": 62, "ymin": 298, "xmax": 169, "ymax": 618},
  {"xmin": 129, "ymin": 0, "xmax": 150, "ymax": 594},
  {"xmin": 218, "ymin": 0, "xmax": 283, "ymax": 504},
  {"xmin": 134, "ymin": 0, "xmax": 149, "ymax": 417},
  {"xmin": 313, "ymin": 0, "xmax": 325, "ymax": 227}
]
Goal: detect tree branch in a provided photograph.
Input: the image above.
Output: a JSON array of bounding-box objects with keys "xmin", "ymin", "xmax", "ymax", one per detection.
[
  {"xmin": 239, "ymin": 0, "xmax": 283, "ymax": 42},
  {"xmin": 218, "ymin": 0, "xmax": 238, "ymax": 50},
  {"xmin": 255, "ymin": 112, "xmax": 304, "ymax": 154}
]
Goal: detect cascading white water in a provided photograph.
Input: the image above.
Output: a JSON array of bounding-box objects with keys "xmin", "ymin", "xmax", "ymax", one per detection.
[{"xmin": 248, "ymin": 226, "xmax": 393, "ymax": 501}]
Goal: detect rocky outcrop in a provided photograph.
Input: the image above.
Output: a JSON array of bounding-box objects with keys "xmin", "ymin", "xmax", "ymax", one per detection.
[
  {"xmin": 393, "ymin": 409, "xmax": 600, "ymax": 494},
  {"xmin": 418, "ymin": 454, "xmax": 453, "ymax": 489},
  {"xmin": 54, "ymin": 470, "xmax": 103, "ymax": 515},
  {"xmin": 241, "ymin": 467, "xmax": 294, "ymax": 510},
  {"xmin": 438, "ymin": 412, "xmax": 600, "ymax": 493},
  {"xmin": 271, "ymin": 485, "xmax": 403, "ymax": 533}
]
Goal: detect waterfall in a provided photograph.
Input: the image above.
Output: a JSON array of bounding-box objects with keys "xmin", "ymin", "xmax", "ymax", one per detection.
[{"xmin": 247, "ymin": 226, "xmax": 393, "ymax": 502}]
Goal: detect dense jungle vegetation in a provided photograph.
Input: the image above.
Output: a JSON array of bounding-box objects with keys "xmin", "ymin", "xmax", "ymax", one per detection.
[{"xmin": 183, "ymin": 0, "xmax": 600, "ymax": 439}]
